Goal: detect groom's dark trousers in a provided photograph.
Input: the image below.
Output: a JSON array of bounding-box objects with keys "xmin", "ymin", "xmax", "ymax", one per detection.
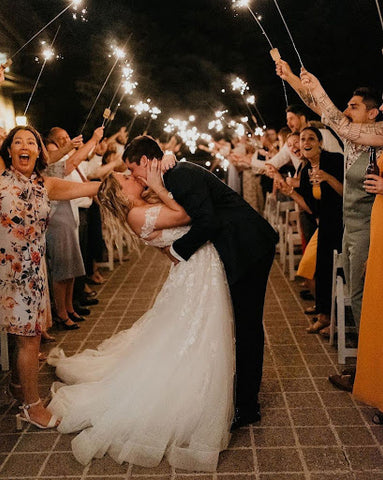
[
  {"xmin": 164, "ymin": 161, "xmax": 278, "ymax": 416},
  {"xmin": 230, "ymin": 250, "xmax": 274, "ymax": 415}
]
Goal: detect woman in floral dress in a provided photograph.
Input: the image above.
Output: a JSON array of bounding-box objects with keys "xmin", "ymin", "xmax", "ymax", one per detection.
[{"xmin": 0, "ymin": 126, "xmax": 101, "ymax": 429}]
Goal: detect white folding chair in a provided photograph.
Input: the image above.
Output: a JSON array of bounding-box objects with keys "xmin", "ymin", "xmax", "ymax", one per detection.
[
  {"xmin": 283, "ymin": 209, "xmax": 303, "ymax": 281},
  {"xmin": 276, "ymin": 200, "xmax": 295, "ymax": 265},
  {"xmin": 329, "ymin": 250, "xmax": 357, "ymax": 364},
  {"xmin": 0, "ymin": 333, "xmax": 9, "ymax": 371}
]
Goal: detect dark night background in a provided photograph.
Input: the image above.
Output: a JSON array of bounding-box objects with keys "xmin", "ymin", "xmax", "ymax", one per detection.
[{"xmin": 6, "ymin": 0, "xmax": 383, "ymax": 140}]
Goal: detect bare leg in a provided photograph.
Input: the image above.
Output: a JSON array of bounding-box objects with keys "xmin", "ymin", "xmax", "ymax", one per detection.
[
  {"xmin": 65, "ymin": 278, "xmax": 75, "ymax": 313},
  {"xmin": 16, "ymin": 335, "xmax": 57, "ymax": 426},
  {"xmin": 52, "ymin": 279, "xmax": 77, "ymax": 327}
]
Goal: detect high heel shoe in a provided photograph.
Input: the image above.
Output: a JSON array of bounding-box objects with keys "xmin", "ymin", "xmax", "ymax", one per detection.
[
  {"xmin": 54, "ymin": 315, "xmax": 80, "ymax": 330},
  {"xmin": 68, "ymin": 311, "xmax": 86, "ymax": 322},
  {"xmin": 16, "ymin": 399, "xmax": 60, "ymax": 430}
]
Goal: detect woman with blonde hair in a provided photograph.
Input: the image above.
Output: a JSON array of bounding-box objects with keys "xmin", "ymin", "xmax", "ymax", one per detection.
[{"xmin": 47, "ymin": 161, "xmax": 235, "ymax": 472}]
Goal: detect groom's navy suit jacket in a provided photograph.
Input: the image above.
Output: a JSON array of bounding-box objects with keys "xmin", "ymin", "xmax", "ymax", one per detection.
[{"xmin": 163, "ymin": 161, "xmax": 278, "ymax": 285}]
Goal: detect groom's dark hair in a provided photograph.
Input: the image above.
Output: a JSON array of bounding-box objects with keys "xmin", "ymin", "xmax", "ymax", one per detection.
[{"xmin": 123, "ymin": 135, "xmax": 164, "ymax": 164}]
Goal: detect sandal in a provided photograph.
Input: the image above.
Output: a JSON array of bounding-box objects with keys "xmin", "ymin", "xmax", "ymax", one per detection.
[
  {"xmin": 38, "ymin": 352, "xmax": 48, "ymax": 362},
  {"xmin": 372, "ymin": 411, "xmax": 383, "ymax": 425},
  {"xmin": 16, "ymin": 399, "xmax": 60, "ymax": 430},
  {"xmin": 54, "ymin": 315, "xmax": 80, "ymax": 330},
  {"xmin": 307, "ymin": 317, "xmax": 330, "ymax": 334},
  {"xmin": 41, "ymin": 333, "xmax": 56, "ymax": 343}
]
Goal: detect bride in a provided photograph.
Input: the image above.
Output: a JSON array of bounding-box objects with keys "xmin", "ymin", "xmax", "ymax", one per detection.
[{"xmin": 47, "ymin": 159, "xmax": 235, "ymax": 472}]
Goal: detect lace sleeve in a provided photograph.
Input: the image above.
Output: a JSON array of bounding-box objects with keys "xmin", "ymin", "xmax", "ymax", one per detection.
[{"xmin": 140, "ymin": 205, "xmax": 162, "ymax": 239}]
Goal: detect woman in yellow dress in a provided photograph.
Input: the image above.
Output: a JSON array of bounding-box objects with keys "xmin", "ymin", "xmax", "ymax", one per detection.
[{"xmin": 353, "ymin": 152, "xmax": 383, "ymax": 424}]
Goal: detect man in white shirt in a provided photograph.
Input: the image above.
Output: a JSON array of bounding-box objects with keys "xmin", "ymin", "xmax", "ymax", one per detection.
[{"xmin": 252, "ymin": 104, "xmax": 343, "ymax": 173}]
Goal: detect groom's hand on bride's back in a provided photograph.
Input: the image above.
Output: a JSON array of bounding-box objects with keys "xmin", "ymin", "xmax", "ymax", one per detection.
[
  {"xmin": 161, "ymin": 152, "xmax": 177, "ymax": 173},
  {"xmin": 160, "ymin": 246, "xmax": 180, "ymax": 265}
]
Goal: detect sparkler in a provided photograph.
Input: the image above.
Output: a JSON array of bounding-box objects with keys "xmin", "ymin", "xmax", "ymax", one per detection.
[
  {"xmin": 163, "ymin": 117, "xmax": 207, "ymax": 154},
  {"xmin": 375, "ymin": 0, "xmax": 383, "ymax": 36},
  {"xmin": 231, "ymin": 0, "xmax": 288, "ymax": 107},
  {"xmin": 102, "ymin": 55, "xmax": 137, "ymax": 128},
  {"xmin": 125, "ymin": 99, "xmax": 151, "ymax": 137},
  {"xmin": 81, "ymin": 42, "xmax": 127, "ymax": 133},
  {"xmin": 10, "ymin": 1, "xmax": 83, "ymax": 60},
  {"xmin": 24, "ymin": 26, "xmax": 61, "ymax": 116},
  {"xmin": 71, "ymin": 0, "xmax": 88, "ymax": 21},
  {"xmin": 143, "ymin": 104, "xmax": 162, "ymax": 134},
  {"xmin": 271, "ymin": 0, "xmax": 303, "ymax": 67},
  {"xmin": 231, "ymin": 76, "xmax": 266, "ymax": 128}
]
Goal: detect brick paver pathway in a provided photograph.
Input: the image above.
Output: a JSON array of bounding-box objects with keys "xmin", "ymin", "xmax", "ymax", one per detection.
[{"xmin": 1, "ymin": 247, "xmax": 383, "ymax": 479}]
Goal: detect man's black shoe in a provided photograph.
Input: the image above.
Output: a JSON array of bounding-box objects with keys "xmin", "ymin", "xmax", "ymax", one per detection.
[
  {"xmin": 231, "ymin": 410, "xmax": 261, "ymax": 431},
  {"xmin": 79, "ymin": 297, "xmax": 99, "ymax": 307},
  {"xmin": 300, "ymin": 290, "xmax": 315, "ymax": 301}
]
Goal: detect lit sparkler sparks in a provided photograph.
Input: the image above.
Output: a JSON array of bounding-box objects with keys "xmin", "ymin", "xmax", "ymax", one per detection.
[
  {"xmin": 231, "ymin": 0, "xmax": 288, "ymax": 107},
  {"xmin": 163, "ymin": 117, "xmax": 209, "ymax": 154},
  {"xmin": 71, "ymin": 0, "xmax": 87, "ymax": 21},
  {"xmin": 81, "ymin": 41, "xmax": 128, "ymax": 133},
  {"xmin": 24, "ymin": 26, "xmax": 61, "ymax": 115},
  {"xmin": 11, "ymin": 1, "xmax": 87, "ymax": 59},
  {"xmin": 231, "ymin": 77, "xmax": 249, "ymax": 95}
]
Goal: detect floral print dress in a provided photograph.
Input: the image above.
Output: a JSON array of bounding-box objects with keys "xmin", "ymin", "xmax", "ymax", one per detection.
[{"xmin": 0, "ymin": 167, "xmax": 50, "ymax": 336}]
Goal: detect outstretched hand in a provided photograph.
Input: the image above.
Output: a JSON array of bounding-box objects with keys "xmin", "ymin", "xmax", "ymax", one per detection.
[
  {"xmin": 71, "ymin": 134, "xmax": 84, "ymax": 149},
  {"xmin": 275, "ymin": 59, "xmax": 293, "ymax": 81},
  {"xmin": 300, "ymin": 68, "xmax": 320, "ymax": 91}
]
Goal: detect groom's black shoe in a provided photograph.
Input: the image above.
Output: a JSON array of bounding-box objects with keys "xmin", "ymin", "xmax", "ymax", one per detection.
[{"xmin": 231, "ymin": 408, "xmax": 261, "ymax": 431}]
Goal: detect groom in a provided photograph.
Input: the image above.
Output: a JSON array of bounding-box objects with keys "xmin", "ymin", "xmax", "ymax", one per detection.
[{"xmin": 123, "ymin": 136, "xmax": 278, "ymax": 429}]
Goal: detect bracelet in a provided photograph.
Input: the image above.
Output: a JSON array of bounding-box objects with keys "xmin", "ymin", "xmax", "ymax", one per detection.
[{"xmin": 157, "ymin": 187, "xmax": 173, "ymax": 199}]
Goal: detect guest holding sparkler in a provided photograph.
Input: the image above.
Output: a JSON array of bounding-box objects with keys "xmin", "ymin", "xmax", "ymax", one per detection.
[
  {"xmin": 276, "ymin": 59, "xmax": 383, "ymax": 391},
  {"xmin": 45, "ymin": 126, "xmax": 104, "ymax": 328}
]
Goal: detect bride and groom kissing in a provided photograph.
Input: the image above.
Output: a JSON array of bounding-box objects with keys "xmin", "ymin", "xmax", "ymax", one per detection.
[{"xmin": 47, "ymin": 135, "xmax": 278, "ymax": 472}]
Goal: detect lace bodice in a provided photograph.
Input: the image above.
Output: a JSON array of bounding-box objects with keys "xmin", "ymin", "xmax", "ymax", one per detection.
[{"xmin": 139, "ymin": 205, "xmax": 190, "ymax": 248}]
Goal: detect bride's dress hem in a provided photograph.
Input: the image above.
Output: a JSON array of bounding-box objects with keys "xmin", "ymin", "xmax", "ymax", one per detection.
[{"xmin": 48, "ymin": 207, "xmax": 235, "ymax": 473}]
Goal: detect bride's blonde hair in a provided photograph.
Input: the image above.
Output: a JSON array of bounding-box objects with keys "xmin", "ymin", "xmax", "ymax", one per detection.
[{"xmin": 97, "ymin": 174, "xmax": 141, "ymax": 255}]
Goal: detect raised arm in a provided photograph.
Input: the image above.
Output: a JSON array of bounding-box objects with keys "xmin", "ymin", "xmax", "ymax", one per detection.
[
  {"xmin": 65, "ymin": 127, "xmax": 104, "ymax": 175},
  {"xmin": 299, "ymin": 69, "xmax": 383, "ymax": 145},
  {"xmin": 275, "ymin": 60, "xmax": 322, "ymax": 116},
  {"xmin": 47, "ymin": 135, "xmax": 83, "ymax": 164},
  {"xmin": 43, "ymin": 176, "xmax": 100, "ymax": 201},
  {"xmin": 128, "ymin": 159, "xmax": 191, "ymax": 231}
]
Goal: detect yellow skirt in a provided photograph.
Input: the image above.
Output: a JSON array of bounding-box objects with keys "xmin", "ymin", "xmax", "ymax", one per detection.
[{"xmin": 296, "ymin": 229, "xmax": 317, "ymax": 280}]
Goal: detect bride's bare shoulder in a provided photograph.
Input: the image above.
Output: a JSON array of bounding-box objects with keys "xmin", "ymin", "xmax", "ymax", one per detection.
[{"xmin": 127, "ymin": 206, "xmax": 147, "ymax": 235}]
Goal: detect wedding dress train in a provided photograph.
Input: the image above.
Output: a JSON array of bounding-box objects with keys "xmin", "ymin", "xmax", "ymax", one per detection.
[{"xmin": 48, "ymin": 205, "xmax": 235, "ymax": 472}]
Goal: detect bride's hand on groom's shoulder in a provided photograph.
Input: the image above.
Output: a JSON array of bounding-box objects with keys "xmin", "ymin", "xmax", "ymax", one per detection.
[{"xmin": 161, "ymin": 152, "xmax": 177, "ymax": 172}]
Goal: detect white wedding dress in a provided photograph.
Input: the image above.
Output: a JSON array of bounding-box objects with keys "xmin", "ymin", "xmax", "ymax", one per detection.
[{"xmin": 47, "ymin": 205, "xmax": 235, "ymax": 472}]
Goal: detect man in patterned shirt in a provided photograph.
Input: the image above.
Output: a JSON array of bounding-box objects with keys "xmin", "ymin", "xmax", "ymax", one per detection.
[{"xmin": 276, "ymin": 60, "xmax": 383, "ymax": 392}]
